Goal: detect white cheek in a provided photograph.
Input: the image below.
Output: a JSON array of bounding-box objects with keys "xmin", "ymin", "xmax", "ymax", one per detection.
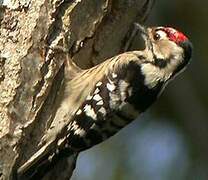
[
  {"xmin": 141, "ymin": 63, "xmax": 164, "ymax": 88},
  {"xmin": 157, "ymin": 30, "xmax": 167, "ymax": 39}
]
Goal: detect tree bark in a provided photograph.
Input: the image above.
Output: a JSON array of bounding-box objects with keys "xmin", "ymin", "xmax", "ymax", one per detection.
[{"xmin": 0, "ymin": 0, "xmax": 155, "ymax": 179}]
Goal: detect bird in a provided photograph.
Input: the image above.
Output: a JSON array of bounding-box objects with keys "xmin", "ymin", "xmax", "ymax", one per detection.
[{"xmin": 17, "ymin": 24, "xmax": 193, "ymax": 179}]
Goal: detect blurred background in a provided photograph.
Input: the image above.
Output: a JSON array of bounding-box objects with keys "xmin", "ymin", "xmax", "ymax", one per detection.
[{"xmin": 72, "ymin": 1, "xmax": 208, "ymax": 180}]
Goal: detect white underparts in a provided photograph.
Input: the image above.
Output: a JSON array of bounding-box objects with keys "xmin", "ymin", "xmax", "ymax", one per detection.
[{"xmin": 141, "ymin": 63, "xmax": 171, "ymax": 88}]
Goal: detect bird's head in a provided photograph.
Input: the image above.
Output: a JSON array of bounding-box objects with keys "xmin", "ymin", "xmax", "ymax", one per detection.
[{"xmin": 145, "ymin": 26, "xmax": 193, "ymax": 75}]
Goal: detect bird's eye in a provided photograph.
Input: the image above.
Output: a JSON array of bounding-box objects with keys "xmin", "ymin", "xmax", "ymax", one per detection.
[
  {"xmin": 153, "ymin": 30, "xmax": 167, "ymax": 41},
  {"xmin": 154, "ymin": 33, "xmax": 161, "ymax": 40}
]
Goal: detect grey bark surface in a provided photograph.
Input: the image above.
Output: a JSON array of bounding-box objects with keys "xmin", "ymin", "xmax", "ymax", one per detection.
[{"xmin": 0, "ymin": 0, "xmax": 155, "ymax": 179}]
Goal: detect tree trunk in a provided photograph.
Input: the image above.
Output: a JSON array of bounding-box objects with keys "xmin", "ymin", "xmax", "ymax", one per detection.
[{"xmin": 0, "ymin": 0, "xmax": 155, "ymax": 179}]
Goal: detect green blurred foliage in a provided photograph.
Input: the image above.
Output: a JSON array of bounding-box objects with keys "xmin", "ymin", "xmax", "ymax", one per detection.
[{"xmin": 72, "ymin": 1, "xmax": 208, "ymax": 180}]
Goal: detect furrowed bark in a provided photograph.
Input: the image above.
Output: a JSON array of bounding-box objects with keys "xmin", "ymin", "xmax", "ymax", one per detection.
[{"xmin": 0, "ymin": 0, "xmax": 155, "ymax": 179}]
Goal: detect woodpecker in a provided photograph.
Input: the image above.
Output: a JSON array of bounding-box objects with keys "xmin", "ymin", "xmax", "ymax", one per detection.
[
  {"xmin": 17, "ymin": 25, "xmax": 192, "ymax": 179},
  {"xmin": 61, "ymin": 25, "xmax": 192, "ymax": 151}
]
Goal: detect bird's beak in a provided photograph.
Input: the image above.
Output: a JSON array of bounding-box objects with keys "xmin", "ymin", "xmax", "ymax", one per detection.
[
  {"xmin": 134, "ymin": 23, "xmax": 148, "ymax": 40},
  {"xmin": 134, "ymin": 23, "xmax": 153, "ymax": 52}
]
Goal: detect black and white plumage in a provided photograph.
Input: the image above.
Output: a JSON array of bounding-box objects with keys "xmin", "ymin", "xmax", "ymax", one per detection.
[
  {"xmin": 62, "ymin": 26, "xmax": 192, "ymax": 151},
  {"xmin": 17, "ymin": 26, "xmax": 192, "ymax": 179}
]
